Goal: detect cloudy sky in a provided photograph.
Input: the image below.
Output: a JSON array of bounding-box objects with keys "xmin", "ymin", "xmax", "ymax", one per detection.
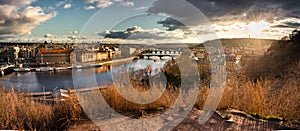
[{"xmin": 0, "ymin": 0, "xmax": 299, "ymax": 43}]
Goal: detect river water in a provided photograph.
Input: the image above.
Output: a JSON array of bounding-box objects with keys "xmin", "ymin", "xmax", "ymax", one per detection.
[{"xmin": 0, "ymin": 58, "xmax": 170, "ymax": 92}]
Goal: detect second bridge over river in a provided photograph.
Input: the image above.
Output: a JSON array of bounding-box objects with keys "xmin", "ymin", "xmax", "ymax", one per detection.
[{"xmin": 140, "ymin": 50, "xmax": 182, "ymax": 59}]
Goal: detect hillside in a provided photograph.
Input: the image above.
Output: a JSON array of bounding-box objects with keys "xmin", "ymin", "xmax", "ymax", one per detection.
[{"xmin": 245, "ymin": 30, "xmax": 300, "ymax": 80}]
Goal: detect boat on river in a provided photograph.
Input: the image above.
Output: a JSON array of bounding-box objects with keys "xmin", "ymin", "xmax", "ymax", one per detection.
[
  {"xmin": 54, "ymin": 67, "xmax": 69, "ymax": 71},
  {"xmin": 35, "ymin": 67, "xmax": 54, "ymax": 72},
  {"xmin": 13, "ymin": 68, "xmax": 31, "ymax": 72},
  {"xmin": 0, "ymin": 64, "xmax": 15, "ymax": 76}
]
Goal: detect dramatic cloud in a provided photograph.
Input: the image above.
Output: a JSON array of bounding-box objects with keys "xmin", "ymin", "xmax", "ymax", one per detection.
[
  {"xmin": 64, "ymin": 3, "xmax": 72, "ymax": 9},
  {"xmin": 280, "ymin": 22, "xmax": 300, "ymax": 28},
  {"xmin": 84, "ymin": 0, "xmax": 134, "ymax": 8},
  {"xmin": 84, "ymin": 6, "xmax": 96, "ymax": 10},
  {"xmin": 0, "ymin": 0, "xmax": 36, "ymax": 7},
  {"xmin": 148, "ymin": 0, "xmax": 300, "ymax": 30},
  {"xmin": 157, "ymin": 17, "xmax": 185, "ymax": 31},
  {"xmin": 0, "ymin": 0, "xmax": 57, "ymax": 37},
  {"xmin": 126, "ymin": 26, "xmax": 142, "ymax": 32},
  {"xmin": 145, "ymin": 0, "xmax": 300, "ymax": 40},
  {"xmin": 148, "ymin": 0, "xmax": 208, "ymax": 26},
  {"xmin": 98, "ymin": 26, "xmax": 189, "ymax": 40},
  {"xmin": 272, "ymin": 18, "xmax": 300, "ymax": 29}
]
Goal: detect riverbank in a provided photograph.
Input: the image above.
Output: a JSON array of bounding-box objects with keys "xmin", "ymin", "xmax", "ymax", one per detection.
[
  {"xmin": 11, "ymin": 56, "xmax": 136, "ymax": 73},
  {"xmin": 100, "ymin": 56, "xmax": 136, "ymax": 65}
]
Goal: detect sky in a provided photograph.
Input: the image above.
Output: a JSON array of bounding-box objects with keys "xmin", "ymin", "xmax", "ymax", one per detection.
[{"xmin": 0, "ymin": 0, "xmax": 299, "ymax": 43}]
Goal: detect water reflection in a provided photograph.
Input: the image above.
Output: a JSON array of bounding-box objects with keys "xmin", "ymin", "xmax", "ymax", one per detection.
[{"xmin": 0, "ymin": 59, "xmax": 169, "ymax": 92}]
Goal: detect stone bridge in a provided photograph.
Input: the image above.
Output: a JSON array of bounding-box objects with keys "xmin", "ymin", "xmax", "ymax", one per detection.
[{"xmin": 141, "ymin": 50, "xmax": 182, "ymax": 59}]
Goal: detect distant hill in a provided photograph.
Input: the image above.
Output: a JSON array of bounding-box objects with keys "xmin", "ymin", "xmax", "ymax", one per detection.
[
  {"xmin": 221, "ymin": 38, "xmax": 276, "ymax": 48},
  {"xmin": 193, "ymin": 38, "xmax": 277, "ymax": 49}
]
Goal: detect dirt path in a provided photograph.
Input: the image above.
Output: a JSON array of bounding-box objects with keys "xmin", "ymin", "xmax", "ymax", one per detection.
[
  {"xmin": 68, "ymin": 108, "xmax": 300, "ymax": 130},
  {"xmin": 173, "ymin": 109, "xmax": 299, "ymax": 130}
]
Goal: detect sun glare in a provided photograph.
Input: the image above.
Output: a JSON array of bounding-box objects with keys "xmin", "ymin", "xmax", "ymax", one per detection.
[{"xmin": 248, "ymin": 20, "xmax": 270, "ymax": 34}]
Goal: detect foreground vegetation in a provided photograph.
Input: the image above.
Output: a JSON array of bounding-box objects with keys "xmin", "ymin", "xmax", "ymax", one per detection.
[
  {"xmin": 1, "ymin": 71, "xmax": 299, "ymax": 130},
  {"xmin": 0, "ymin": 89, "xmax": 87, "ymax": 130}
]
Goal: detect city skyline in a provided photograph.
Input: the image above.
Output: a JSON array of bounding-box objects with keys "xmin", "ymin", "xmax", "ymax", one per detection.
[{"xmin": 0, "ymin": 0, "xmax": 299, "ymax": 43}]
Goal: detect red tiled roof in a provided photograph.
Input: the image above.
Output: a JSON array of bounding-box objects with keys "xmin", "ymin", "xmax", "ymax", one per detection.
[{"xmin": 41, "ymin": 48, "xmax": 72, "ymax": 54}]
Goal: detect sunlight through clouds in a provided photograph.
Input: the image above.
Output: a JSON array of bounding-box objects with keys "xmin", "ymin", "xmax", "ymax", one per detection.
[{"xmin": 248, "ymin": 21, "xmax": 270, "ymax": 34}]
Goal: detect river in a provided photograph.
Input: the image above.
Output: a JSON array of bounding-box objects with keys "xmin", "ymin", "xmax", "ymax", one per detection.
[{"xmin": 0, "ymin": 58, "xmax": 170, "ymax": 92}]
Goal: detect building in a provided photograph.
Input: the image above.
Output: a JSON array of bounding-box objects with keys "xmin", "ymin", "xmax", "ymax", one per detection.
[
  {"xmin": 76, "ymin": 50, "xmax": 96, "ymax": 63},
  {"xmin": 36, "ymin": 48, "xmax": 73, "ymax": 64},
  {"xmin": 120, "ymin": 46, "xmax": 137, "ymax": 57},
  {"xmin": 96, "ymin": 51, "xmax": 111, "ymax": 61},
  {"xmin": 4, "ymin": 46, "xmax": 20, "ymax": 61},
  {"xmin": 19, "ymin": 46, "xmax": 36, "ymax": 62},
  {"xmin": 75, "ymin": 50, "xmax": 111, "ymax": 63}
]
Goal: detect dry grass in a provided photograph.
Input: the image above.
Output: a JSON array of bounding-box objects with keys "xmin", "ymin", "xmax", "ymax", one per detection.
[
  {"xmin": 101, "ymin": 85, "xmax": 178, "ymax": 113},
  {"xmin": 0, "ymin": 89, "xmax": 86, "ymax": 130},
  {"xmin": 75, "ymin": 84, "xmax": 179, "ymax": 119},
  {"xmin": 0, "ymin": 89, "xmax": 53, "ymax": 130},
  {"xmin": 195, "ymin": 74, "xmax": 300, "ymax": 122}
]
